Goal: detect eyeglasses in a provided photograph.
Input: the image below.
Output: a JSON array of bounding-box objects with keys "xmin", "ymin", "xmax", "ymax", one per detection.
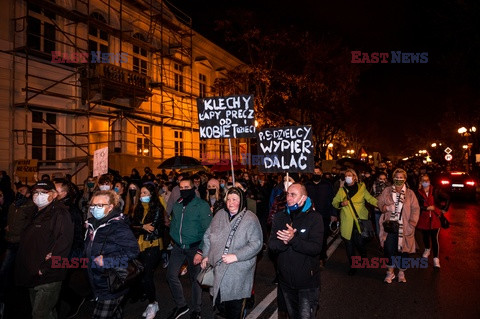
[
  {"xmin": 89, "ymin": 204, "xmax": 110, "ymax": 209},
  {"xmin": 33, "ymin": 191, "xmax": 50, "ymax": 195}
]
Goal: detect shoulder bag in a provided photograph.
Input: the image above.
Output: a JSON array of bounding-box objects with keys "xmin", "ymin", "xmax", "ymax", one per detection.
[
  {"xmin": 382, "ymin": 192, "xmax": 403, "ymax": 234},
  {"xmin": 197, "ymin": 210, "xmax": 245, "ymax": 287},
  {"xmin": 343, "ymin": 187, "xmax": 375, "ymax": 239}
]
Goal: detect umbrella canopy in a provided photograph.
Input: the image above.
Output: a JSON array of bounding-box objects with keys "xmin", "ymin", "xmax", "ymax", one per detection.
[
  {"xmin": 158, "ymin": 156, "xmax": 202, "ymax": 170},
  {"xmin": 211, "ymin": 159, "xmax": 245, "ymax": 172}
]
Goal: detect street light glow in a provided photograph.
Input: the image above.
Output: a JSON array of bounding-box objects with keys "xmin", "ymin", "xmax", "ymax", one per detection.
[
  {"xmin": 431, "ymin": 143, "xmax": 437, "ymax": 147},
  {"xmin": 471, "ymin": 126, "xmax": 477, "ymax": 132},
  {"xmin": 458, "ymin": 127, "xmax": 467, "ymax": 134},
  {"xmin": 462, "ymin": 145, "xmax": 468, "ymax": 149},
  {"xmin": 327, "ymin": 143, "xmax": 334, "ymax": 148}
]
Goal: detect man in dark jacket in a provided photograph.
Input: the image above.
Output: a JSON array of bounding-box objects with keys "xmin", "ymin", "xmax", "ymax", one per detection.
[
  {"xmin": 305, "ymin": 167, "xmax": 337, "ymax": 266},
  {"xmin": 269, "ymin": 183, "xmax": 324, "ymax": 319},
  {"xmin": 166, "ymin": 178, "xmax": 212, "ymax": 319},
  {"xmin": 0, "ymin": 183, "xmax": 36, "ymax": 316},
  {"xmin": 15, "ymin": 180, "xmax": 74, "ymax": 319}
]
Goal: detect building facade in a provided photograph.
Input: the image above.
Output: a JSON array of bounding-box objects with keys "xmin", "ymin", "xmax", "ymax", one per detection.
[{"xmin": 0, "ymin": 0, "xmax": 247, "ymax": 184}]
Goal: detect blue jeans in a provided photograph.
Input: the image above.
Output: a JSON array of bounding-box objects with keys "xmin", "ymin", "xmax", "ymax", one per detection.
[
  {"xmin": 280, "ymin": 283, "xmax": 319, "ymax": 319},
  {"xmin": 166, "ymin": 244, "xmax": 202, "ymax": 312},
  {"xmin": 384, "ymin": 233, "xmax": 409, "ymax": 269}
]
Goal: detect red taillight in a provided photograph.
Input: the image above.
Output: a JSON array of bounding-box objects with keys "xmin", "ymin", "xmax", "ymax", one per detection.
[
  {"xmin": 440, "ymin": 180, "xmax": 450, "ymax": 185},
  {"xmin": 466, "ymin": 181, "xmax": 476, "ymax": 186}
]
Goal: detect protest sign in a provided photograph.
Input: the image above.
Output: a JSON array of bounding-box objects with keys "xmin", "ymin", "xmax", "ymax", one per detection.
[
  {"xmin": 15, "ymin": 159, "xmax": 38, "ymax": 183},
  {"xmin": 93, "ymin": 147, "xmax": 108, "ymax": 177},
  {"xmin": 257, "ymin": 126, "xmax": 314, "ymax": 173},
  {"xmin": 197, "ymin": 94, "xmax": 255, "ymax": 139}
]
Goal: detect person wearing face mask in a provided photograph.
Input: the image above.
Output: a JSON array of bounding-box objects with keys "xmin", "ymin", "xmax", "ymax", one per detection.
[
  {"xmin": 85, "ymin": 190, "xmax": 139, "ymax": 318},
  {"xmin": 415, "ymin": 174, "xmax": 450, "ymax": 269},
  {"xmin": 306, "ymin": 167, "xmax": 337, "ymax": 266},
  {"xmin": 114, "ymin": 181, "xmax": 126, "ymax": 212},
  {"xmin": 371, "ymin": 172, "xmax": 390, "ymax": 237},
  {"xmin": 124, "ymin": 182, "xmax": 141, "ymax": 220},
  {"xmin": 269, "ymin": 183, "xmax": 323, "ymax": 319},
  {"xmin": 15, "ymin": 181, "xmax": 74, "ymax": 319},
  {"xmin": 332, "ymin": 169, "xmax": 378, "ymax": 275},
  {"xmin": 166, "ymin": 178, "xmax": 212, "ymax": 319},
  {"xmin": 0, "ymin": 183, "xmax": 36, "ymax": 316},
  {"xmin": 201, "ymin": 187, "xmax": 262, "ymax": 319},
  {"xmin": 79, "ymin": 176, "xmax": 96, "ymax": 220},
  {"xmin": 378, "ymin": 168, "xmax": 420, "ymax": 283},
  {"xmin": 206, "ymin": 178, "xmax": 225, "ymax": 215},
  {"xmin": 129, "ymin": 184, "xmax": 165, "ymax": 319}
]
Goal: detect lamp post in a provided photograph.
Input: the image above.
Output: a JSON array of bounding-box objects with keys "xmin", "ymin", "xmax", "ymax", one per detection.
[{"xmin": 458, "ymin": 126, "xmax": 477, "ymax": 173}]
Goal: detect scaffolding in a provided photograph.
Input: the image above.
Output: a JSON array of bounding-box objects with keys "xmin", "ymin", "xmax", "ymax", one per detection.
[{"xmin": 7, "ymin": 0, "xmax": 239, "ymax": 183}]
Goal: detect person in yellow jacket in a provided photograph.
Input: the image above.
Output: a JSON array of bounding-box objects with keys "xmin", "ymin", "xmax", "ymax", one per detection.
[{"xmin": 332, "ymin": 169, "xmax": 378, "ymax": 275}]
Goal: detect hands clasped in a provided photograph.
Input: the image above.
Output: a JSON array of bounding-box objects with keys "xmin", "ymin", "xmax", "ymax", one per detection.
[{"xmin": 276, "ymin": 223, "xmax": 297, "ymax": 244}]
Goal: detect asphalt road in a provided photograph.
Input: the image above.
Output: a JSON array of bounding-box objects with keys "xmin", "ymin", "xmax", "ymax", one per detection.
[{"xmin": 9, "ymin": 198, "xmax": 479, "ymax": 319}]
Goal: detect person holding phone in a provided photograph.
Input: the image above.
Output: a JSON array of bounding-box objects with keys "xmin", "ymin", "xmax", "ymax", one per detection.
[{"xmin": 269, "ymin": 183, "xmax": 324, "ymax": 319}]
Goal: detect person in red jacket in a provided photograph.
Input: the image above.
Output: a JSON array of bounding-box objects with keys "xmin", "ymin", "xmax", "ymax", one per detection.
[{"xmin": 415, "ymin": 174, "xmax": 450, "ymax": 269}]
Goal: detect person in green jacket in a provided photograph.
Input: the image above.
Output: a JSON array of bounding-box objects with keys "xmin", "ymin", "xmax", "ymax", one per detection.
[
  {"xmin": 332, "ymin": 169, "xmax": 378, "ymax": 275},
  {"xmin": 166, "ymin": 178, "xmax": 212, "ymax": 319}
]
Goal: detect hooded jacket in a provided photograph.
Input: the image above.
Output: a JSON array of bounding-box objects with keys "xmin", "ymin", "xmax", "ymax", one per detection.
[
  {"xmin": 269, "ymin": 198, "xmax": 324, "ymax": 289},
  {"xmin": 85, "ymin": 210, "xmax": 139, "ymax": 301},
  {"xmin": 15, "ymin": 200, "xmax": 74, "ymax": 287}
]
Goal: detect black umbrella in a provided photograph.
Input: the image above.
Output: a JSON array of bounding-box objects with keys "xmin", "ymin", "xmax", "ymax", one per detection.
[{"xmin": 157, "ymin": 156, "xmax": 202, "ymax": 170}]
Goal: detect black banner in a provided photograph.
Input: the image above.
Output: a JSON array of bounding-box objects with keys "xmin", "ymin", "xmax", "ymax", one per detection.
[
  {"xmin": 197, "ymin": 94, "xmax": 255, "ymax": 139},
  {"xmin": 257, "ymin": 126, "xmax": 314, "ymax": 173}
]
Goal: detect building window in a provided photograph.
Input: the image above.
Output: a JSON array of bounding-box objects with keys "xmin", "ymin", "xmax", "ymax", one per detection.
[
  {"xmin": 174, "ymin": 63, "xmax": 184, "ymax": 92},
  {"xmin": 31, "ymin": 111, "xmax": 56, "ymax": 165},
  {"xmin": 199, "ymin": 73, "xmax": 207, "ymax": 98},
  {"xmin": 88, "ymin": 12, "xmax": 109, "ymax": 56},
  {"xmin": 137, "ymin": 124, "xmax": 151, "ymax": 156},
  {"xmin": 132, "ymin": 33, "xmax": 148, "ymax": 75},
  {"xmin": 27, "ymin": 1, "xmax": 56, "ymax": 53},
  {"xmin": 174, "ymin": 131, "xmax": 184, "ymax": 156}
]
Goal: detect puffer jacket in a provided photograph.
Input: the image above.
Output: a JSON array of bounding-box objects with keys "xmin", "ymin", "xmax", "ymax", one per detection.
[
  {"xmin": 5, "ymin": 198, "xmax": 36, "ymax": 244},
  {"xmin": 85, "ymin": 210, "xmax": 139, "ymax": 301}
]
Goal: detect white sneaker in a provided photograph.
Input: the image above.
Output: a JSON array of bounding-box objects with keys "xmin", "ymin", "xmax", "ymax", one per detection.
[
  {"xmin": 398, "ymin": 270, "xmax": 406, "ymax": 283},
  {"xmin": 384, "ymin": 271, "xmax": 395, "ymax": 284},
  {"xmin": 433, "ymin": 257, "xmax": 441, "ymax": 268},
  {"xmin": 422, "ymin": 249, "xmax": 431, "ymax": 258},
  {"xmin": 144, "ymin": 302, "xmax": 159, "ymax": 319}
]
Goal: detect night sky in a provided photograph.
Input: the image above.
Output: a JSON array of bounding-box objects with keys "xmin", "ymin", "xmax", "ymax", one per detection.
[{"xmin": 169, "ymin": 0, "xmax": 480, "ymax": 157}]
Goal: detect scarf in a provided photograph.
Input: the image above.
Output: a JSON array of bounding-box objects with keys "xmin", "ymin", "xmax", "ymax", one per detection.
[{"xmin": 391, "ymin": 185, "xmax": 406, "ymax": 250}]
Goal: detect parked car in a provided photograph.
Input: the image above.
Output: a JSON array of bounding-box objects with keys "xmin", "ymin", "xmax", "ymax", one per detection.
[{"xmin": 435, "ymin": 171, "xmax": 477, "ymax": 201}]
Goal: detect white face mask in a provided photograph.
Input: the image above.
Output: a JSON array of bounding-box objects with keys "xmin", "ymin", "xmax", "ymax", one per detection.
[
  {"xmin": 345, "ymin": 176, "xmax": 354, "ymax": 185},
  {"xmin": 99, "ymin": 185, "xmax": 111, "ymax": 191},
  {"xmin": 284, "ymin": 181, "xmax": 293, "ymax": 191},
  {"xmin": 33, "ymin": 193, "xmax": 51, "ymax": 208}
]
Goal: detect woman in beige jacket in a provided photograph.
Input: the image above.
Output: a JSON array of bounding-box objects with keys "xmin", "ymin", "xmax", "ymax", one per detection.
[{"xmin": 377, "ymin": 168, "xmax": 420, "ymax": 284}]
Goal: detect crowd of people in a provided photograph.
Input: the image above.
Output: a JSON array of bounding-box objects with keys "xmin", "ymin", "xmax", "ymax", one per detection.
[{"xmin": 0, "ymin": 160, "xmax": 451, "ymax": 319}]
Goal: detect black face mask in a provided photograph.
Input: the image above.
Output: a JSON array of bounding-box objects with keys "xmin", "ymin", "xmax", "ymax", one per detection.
[
  {"xmin": 313, "ymin": 175, "xmax": 321, "ymax": 182},
  {"xmin": 180, "ymin": 189, "xmax": 196, "ymax": 203},
  {"xmin": 128, "ymin": 189, "xmax": 137, "ymax": 198},
  {"xmin": 208, "ymin": 189, "xmax": 217, "ymax": 196},
  {"xmin": 15, "ymin": 192, "xmax": 25, "ymax": 201}
]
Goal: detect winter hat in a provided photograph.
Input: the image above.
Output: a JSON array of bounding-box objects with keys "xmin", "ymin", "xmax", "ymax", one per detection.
[
  {"xmin": 226, "ymin": 187, "xmax": 246, "ymax": 213},
  {"xmin": 287, "ymin": 173, "xmax": 300, "ymax": 182}
]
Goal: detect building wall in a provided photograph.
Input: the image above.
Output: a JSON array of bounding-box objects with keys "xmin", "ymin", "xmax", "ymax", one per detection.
[{"xmin": 0, "ymin": 0, "xmax": 247, "ymax": 184}]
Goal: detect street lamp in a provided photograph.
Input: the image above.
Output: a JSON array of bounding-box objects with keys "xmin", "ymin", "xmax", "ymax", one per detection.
[
  {"xmin": 458, "ymin": 127, "xmax": 467, "ymax": 134},
  {"xmin": 463, "ymin": 145, "xmax": 468, "ymax": 149},
  {"xmin": 431, "ymin": 143, "xmax": 437, "ymax": 148}
]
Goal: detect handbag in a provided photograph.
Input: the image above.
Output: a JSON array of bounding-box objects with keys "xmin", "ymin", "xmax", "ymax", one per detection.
[
  {"xmin": 439, "ymin": 213, "xmax": 450, "ymax": 229},
  {"xmin": 98, "ymin": 227, "xmax": 144, "ymax": 293},
  {"xmin": 197, "ymin": 210, "xmax": 246, "ymax": 287},
  {"xmin": 382, "ymin": 220, "xmax": 399, "ymax": 234},
  {"xmin": 343, "ymin": 187, "xmax": 375, "ymax": 239}
]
